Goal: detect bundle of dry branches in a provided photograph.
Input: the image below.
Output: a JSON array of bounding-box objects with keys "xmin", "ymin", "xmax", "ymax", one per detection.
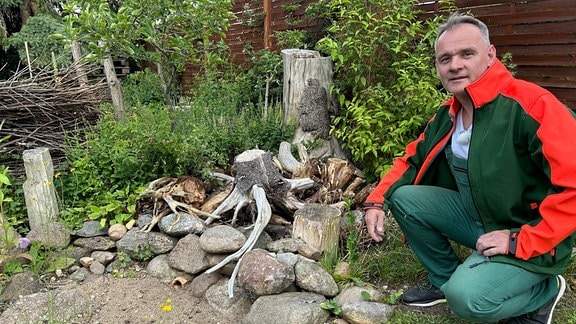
[{"xmin": 0, "ymin": 62, "xmax": 108, "ymax": 176}]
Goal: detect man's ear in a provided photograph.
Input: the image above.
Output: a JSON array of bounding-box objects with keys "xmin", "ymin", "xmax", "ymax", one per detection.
[{"xmin": 488, "ymin": 44, "xmax": 497, "ymax": 65}]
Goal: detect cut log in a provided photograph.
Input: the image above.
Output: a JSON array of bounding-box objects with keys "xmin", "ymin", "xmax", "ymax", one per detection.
[
  {"xmin": 292, "ymin": 203, "xmax": 341, "ymax": 254},
  {"xmin": 22, "ymin": 148, "xmax": 59, "ymax": 230}
]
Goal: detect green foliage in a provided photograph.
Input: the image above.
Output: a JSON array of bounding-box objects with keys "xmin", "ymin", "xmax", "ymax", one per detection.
[
  {"xmin": 281, "ymin": 3, "xmax": 302, "ymax": 27},
  {"xmin": 0, "ymin": 166, "xmax": 15, "ymax": 251},
  {"xmin": 134, "ymin": 243, "xmax": 154, "ymax": 261},
  {"xmin": 5, "ymin": 13, "xmax": 71, "ymax": 68},
  {"xmin": 382, "ymin": 290, "xmax": 404, "ymax": 304},
  {"xmin": 314, "ymin": 0, "xmax": 451, "ymax": 179},
  {"xmin": 501, "ymin": 52, "xmax": 517, "ymax": 76},
  {"xmin": 273, "ymin": 29, "xmax": 310, "ymax": 49},
  {"xmin": 0, "ymin": 0, "xmax": 20, "ymax": 9},
  {"xmin": 0, "ymin": 167, "xmax": 46, "ymax": 277},
  {"xmin": 26, "ymin": 241, "xmax": 48, "ymax": 274},
  {"xmin": 320, "ymin": 298, "xmax": 342, "ymax": 317},
  {"xmin": 344, "ymin": 210, "xmax": 360, "ymax": 265},
  {"xmin": 47, "ymin": 256, "xmax": 76, "ymax": 272},
  {"xmin": 240, "ymin": 49, "xmax": 284, "ymax": 108},
  {"xmin": 56, "ymin": 72, "xmax": 292, "ymax": 229},
  {"xmin": 60, "ymin": 0, "xmax": 235, "ymax": 104},
  {"xmin": 122, "ymin": 68, "xmax": 165, "ymax": 106}
]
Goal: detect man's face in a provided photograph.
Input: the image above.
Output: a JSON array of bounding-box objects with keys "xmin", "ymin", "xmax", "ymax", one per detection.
[{"xmin": 435, "ymin": 23, "xmax": 496, "ymax": 97}]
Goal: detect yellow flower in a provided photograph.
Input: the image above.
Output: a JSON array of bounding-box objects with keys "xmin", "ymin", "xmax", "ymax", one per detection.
[
  {"xmin": 159, "ymin": 298, "xmax": 172, "ymax": 312},
  {"xmin": 54, "ymin": 172, "xmax": 61, "ymax": 179}
]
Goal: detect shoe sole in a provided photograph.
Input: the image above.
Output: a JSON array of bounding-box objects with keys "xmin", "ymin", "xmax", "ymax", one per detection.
[
  {"xmin": 546, "ymin": 275, "xmax": 566, "ymax": 324},
  {"xmin": 403, "ymin": 298, "xmax": 447, "ymax": 307}
]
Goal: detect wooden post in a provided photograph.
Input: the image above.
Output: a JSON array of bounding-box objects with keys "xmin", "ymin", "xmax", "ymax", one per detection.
[
  {"xmin": 263, "ymin": 0, "xmax": 272, "ymax": 49},
  {"xmin": 22, "ymin": 148, "xmax": 59, "ymax": 230},
  {"xmin": 71, "ymin": 40, "xmax": 88, "ymax": 87},
  {"xmin": 99, "ymin": 40, "xmax": 125, "ymax": 122},
  {"xmin": 292, "ymin": 203, "xmax": 341, "ymax": 254},
  {"xmin": 24, "ymin": 41, "xmax": 33, "ymax": 78},
  {"xmin": 103, "ymin": 55, "xmax": 125, "ymax": 122},
  {"xmin": 281, "ymin": 49, "xmax": 332, "ymax": 127}
]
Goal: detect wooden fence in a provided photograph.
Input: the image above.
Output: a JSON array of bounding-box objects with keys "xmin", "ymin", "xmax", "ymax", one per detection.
[{"xmin": 183, "ymin": 0, "xmax": 576, "ymax": 109}]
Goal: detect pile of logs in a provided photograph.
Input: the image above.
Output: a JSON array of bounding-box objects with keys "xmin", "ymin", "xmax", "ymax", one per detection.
[{"xmin": 0, "ymin": 62, "xmax": 107, "ymax": 175}]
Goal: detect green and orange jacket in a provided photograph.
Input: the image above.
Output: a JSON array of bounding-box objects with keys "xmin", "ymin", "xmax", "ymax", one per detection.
[{"xmin": 364, "ymin": 59, "xmax": 576, "ymax": 274}]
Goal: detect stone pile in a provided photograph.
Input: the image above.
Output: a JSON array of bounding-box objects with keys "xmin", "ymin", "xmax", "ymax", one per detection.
[{"xmin": 0, "ymin": 210, "xmax": 396, "ymax": 324}]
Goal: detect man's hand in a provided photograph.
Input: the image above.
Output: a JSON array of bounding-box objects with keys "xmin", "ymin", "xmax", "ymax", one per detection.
[
  {"xmin": 365, "ymin": 208, "xmax": 386, "ymax": 242},
  {"xmin": 476, "ymin": 229, "xmax": 511, "ymax": 256}
]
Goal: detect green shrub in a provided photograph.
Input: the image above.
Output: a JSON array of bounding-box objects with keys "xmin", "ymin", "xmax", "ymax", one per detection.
[
  {"xmin": 314, "ymin": 0, "xmax": 452, "ymax": 180},
  {"xmin": 6, "ymin": 14, "xmax": 71, "ymax": 68},
  {"xmin": 122, "ymin": 68, "xmax": 165, "ymax": 106},
  {"xmin": 56, "ymin": 72, "xmax": 293, "ymax": 229}
]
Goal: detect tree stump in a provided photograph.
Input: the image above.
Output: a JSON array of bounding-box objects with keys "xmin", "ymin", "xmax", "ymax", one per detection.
[
  {"xmin": 22, "ymin": 148, "xmax": 59, "ymax": 230},
  {"xmin": 292, "ymin": 203, "xmax": 341, "ymax": 254},
  {"xmin": 281, "ymin": 49, "xmax": 332, "ymax": 127}
]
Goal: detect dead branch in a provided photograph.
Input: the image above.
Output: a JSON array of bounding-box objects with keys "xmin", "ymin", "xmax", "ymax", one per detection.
[{"xmin": 0, "ymin": 61, "xmax": 107, "ymax": 175}]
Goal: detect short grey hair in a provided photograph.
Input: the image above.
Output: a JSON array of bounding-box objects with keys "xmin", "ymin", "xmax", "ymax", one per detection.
[{"xmin": 434, "ymin": 13, "xmax": 491, "ymax": 49}]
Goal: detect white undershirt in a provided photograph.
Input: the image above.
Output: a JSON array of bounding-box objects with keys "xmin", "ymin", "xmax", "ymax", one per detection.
[{"xmin": 451, "ymin": 109, "xmax": 472, "ymax": 159}]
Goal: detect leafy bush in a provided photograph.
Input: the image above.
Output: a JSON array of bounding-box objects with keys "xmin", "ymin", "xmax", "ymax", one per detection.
[
  {"xmin": 122, "ymin": 68, "xmax": 165, "ymax": 106},
  {"xmin": 56, "ymin": 72, "xmax": 293, "ymax": 229},
  {"xmin": 314, "ymin": 0, "xmax": 451, "ymax": 180},
  {"xmin": 6, "ymin": 14, "xmax": 71, "ymax": 68}
]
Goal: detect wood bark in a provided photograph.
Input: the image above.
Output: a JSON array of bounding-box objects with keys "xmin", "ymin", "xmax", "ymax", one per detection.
[
  {"xmin": 292, "ymin": 203, "xmax": 341, "ymax": 254},
  {"xmin": 22, "ymin": 148, "xmax": 59, "ymax": 230}
]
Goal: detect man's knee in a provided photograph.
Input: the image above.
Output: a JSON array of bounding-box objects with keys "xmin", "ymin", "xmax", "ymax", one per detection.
[{"xmin": 443, "ymin": 280, "xmax": 502, "ymax": 322}]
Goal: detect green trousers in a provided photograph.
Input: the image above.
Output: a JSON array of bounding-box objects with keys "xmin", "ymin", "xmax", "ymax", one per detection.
[{"xmin": 388, "ymin": 147, "xmax": 558, "ymax": 322}]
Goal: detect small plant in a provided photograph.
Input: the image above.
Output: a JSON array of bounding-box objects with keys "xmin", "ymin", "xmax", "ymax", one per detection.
[
  {"xmin": 0, "ymin": 166, "xmax": 33, "ymax": 275},
  {"xmin": 159, "ymin": 298, "xmax": 173, "ymax": 312},
  {"xmin": 382, "ymin": 290, "xmax": 404, "ymax": 305},
  {"xmin": 274, "ymin": 29, "xmax": 310, "ymax": 49},
  {"xmin": 134, "ymin": 243, "xmax": 154, "ymax": 261},
  {"xmin": 320, "ymin": 298, "xmax": 342, "ymax": 317},
  {"xmin": 241, "ymin": 3, "xmax": 265, "ymax": 28}
]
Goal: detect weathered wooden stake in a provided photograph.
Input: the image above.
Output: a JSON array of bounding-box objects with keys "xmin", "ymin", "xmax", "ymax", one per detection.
[
  {"xmin": 71, "ymin": 40, "xmax": 88, "ymax": 87},
  {"xmin": 23, "ymin": 147, "xmax": 59, "ymax": 230}
]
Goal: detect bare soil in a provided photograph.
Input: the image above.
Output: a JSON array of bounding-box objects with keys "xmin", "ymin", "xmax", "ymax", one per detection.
[
  {"xmin": 75, "ymin": 271, "xmax": 236, "ymax": 324},
  {"xmin": 0, "ymin": 261, "xmax": 463, "ymax": 324}
]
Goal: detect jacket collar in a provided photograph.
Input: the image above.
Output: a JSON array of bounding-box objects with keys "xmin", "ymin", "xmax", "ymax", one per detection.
[{"xmin": 445, "ymin": 59, "xmax": 514, "ymax": 117}]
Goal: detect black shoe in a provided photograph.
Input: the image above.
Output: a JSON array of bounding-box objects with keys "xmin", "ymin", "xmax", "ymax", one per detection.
[
  {"xmin": 401, "ymin": 284, "xmax": 446, "ymax": 307},
  {"xmin": 506, "ymin": 275, "xmax": 566, "ymax": 324}
]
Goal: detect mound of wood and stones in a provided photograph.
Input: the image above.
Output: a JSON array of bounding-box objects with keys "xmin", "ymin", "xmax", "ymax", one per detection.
[{"xmin": 0, "ymin": 142, "xmax": 399, "ymax": 323}]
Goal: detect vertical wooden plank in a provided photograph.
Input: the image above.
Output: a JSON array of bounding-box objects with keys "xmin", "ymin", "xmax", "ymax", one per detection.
[{"xmin": 264, "ymin": 0, "xmax": 272, "ymax": 49}]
